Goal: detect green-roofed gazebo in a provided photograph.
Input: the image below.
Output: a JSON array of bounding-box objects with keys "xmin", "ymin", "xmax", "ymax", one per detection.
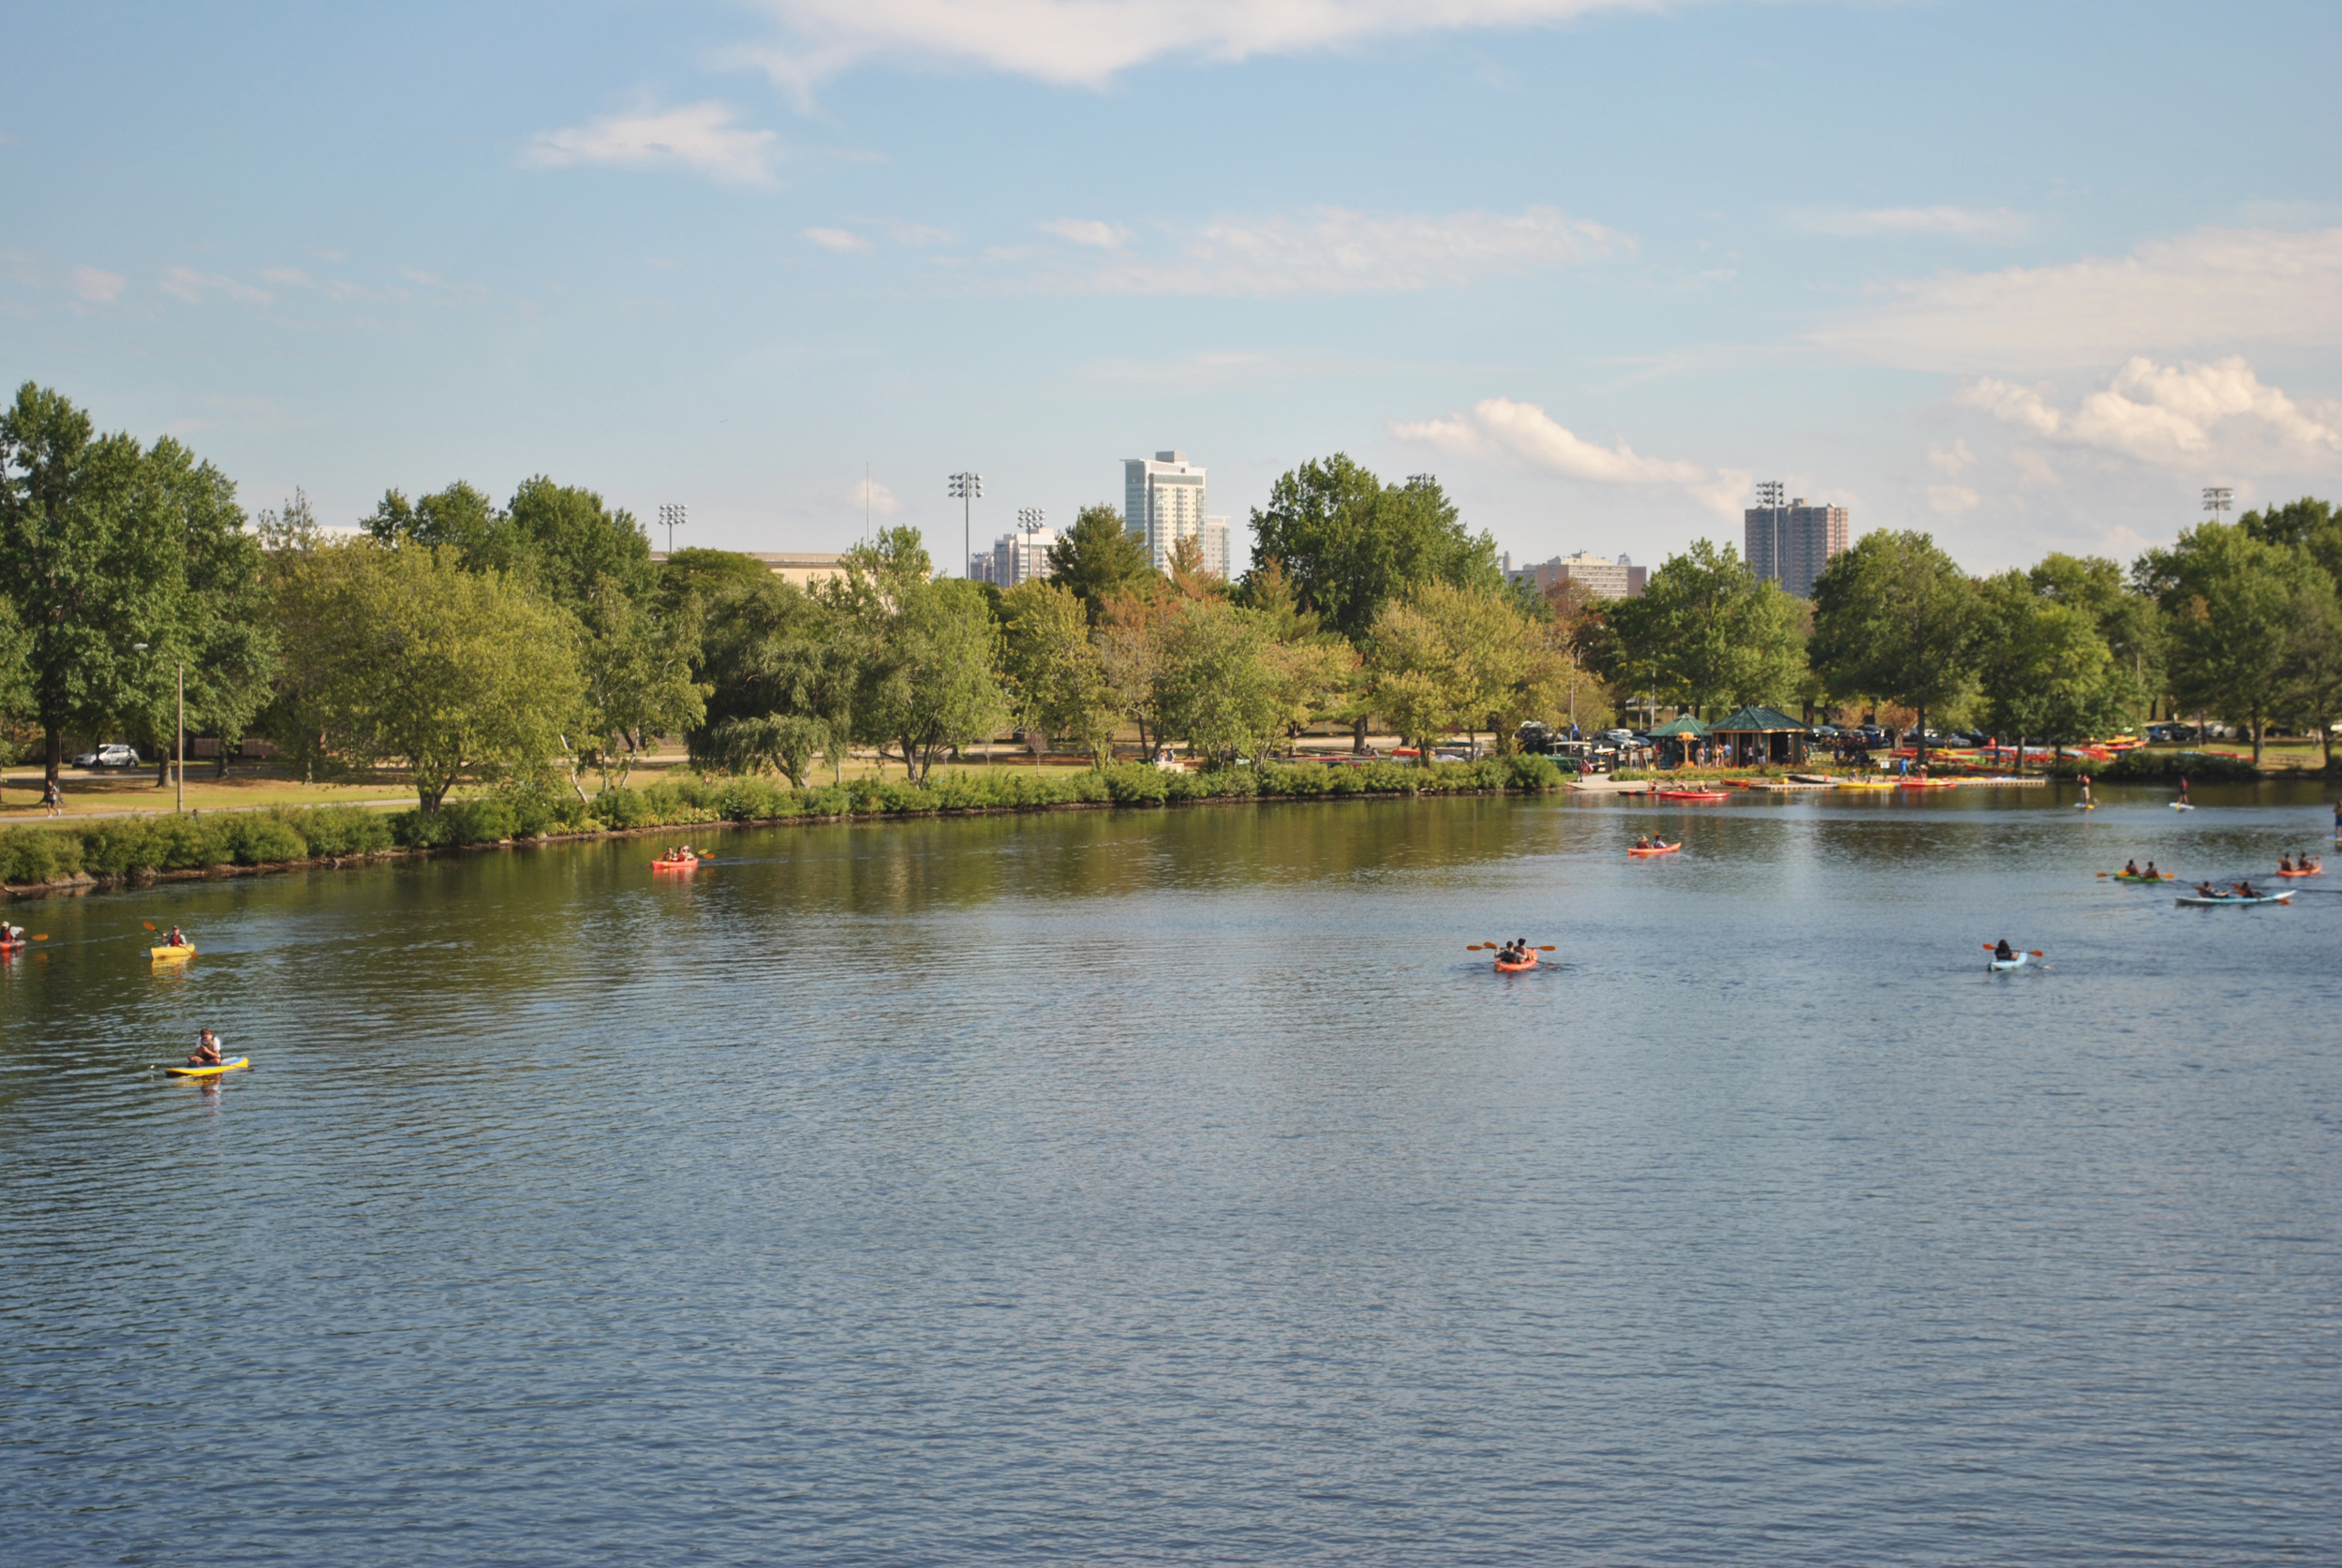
[
  {"xmin": 1708, "ymin": 706, "xmax": 1811, "ymax": 767},
  {"xmin": 1647, "ymin": 714, "xmax": 1710, "ymax": 768}
]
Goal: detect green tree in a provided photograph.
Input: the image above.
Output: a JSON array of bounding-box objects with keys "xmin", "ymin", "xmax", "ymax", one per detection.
[
  {"xmin": 691, "ymin": 575, "xmax": 852, "ymax": 787},
  {"xmin": 2276, "ymin": 584, "xmax": 2342, "ymax": 768},
  {"xmin": 2027, "ymin": 552, "xmax": 2162, "ymax": 732},
  {"xmin": 828, "ymin": 527, "xmax": 1008, "ymax": 781},
  {"xmin": 575, "ymin": 580, "xmax": 708, "ymax": 791},
  {"xmin": 0, "ymin": 384, "xmax": 279, "ymax": 788},
  {"xmin": 1368, "ymin": 583, "xmax": 1529, "ymax": 762},
  {"xmin": 1247, "ymin": 457, "xmax": 1502, "ymax": 644},
  {"xmin": 1809, "ymin": 530, "xmax": 1980, "ymax": 763},
  {"xmin": 1045, "ymin": 503, "xmax": 1157, "ymax": 624},
  {"xmin": 2242, "ymin": 496, "xmax": 2342, "ymax": 591},
  {"xmin": 503, "ymin": 476, "xmax": 656, "ymax": 611},
  {"xmin": 1974, "ymin": 570, "xmax": 2120, "ymax": 767},
  {"xmin": 1608, "ymin": 540, "xmax": 1804, "ymax": 719},
  {"xmin": 282, "ymin": 541, "xmax": 585, "ymax": 811},
  {"xmin": 999, "ymin": 579, "xmax": 1117, "ymax": 763},
  {"xmin": 2136, "ymin": 521, "xmax": 2326, "ymax": 762},
  {"xmin": 363, "ymin": 481, "xmax": 512, "ymax": 569},
  {"xmin": 1152, "ymin": 599, "xmax": 1287, "ymax": 763}
]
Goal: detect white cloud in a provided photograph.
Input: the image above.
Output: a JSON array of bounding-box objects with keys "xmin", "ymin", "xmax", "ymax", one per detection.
[
  {"xmin": 1795, "ymin": 205, "xmax": 2028, "ymax": 244},
  {"xmin": 1957, "ymin": 356, "xmax": 2342, "ymax": 469},
  {"xmin": 1060, "ymin": 204, "xmax": 1623, "ymax": 295},
  {"xmin": 1815, "ymin": 226, "xmax": 2342, "ymax": 372},
  {"xmin": 1927, "ymin": 439, "xmax": 1976, "ymax": 474},
  {"xmin": 744, "ymin": 0, "xmax": 1653, "ymax": 95},
  {"xmin": 1039, "ymin": 217, "xmax": 1128, "ymax": 250},
  {"xmin": 526, "ymin": 102, "xmax": 779, "ymax": 185},
  {"xmin": 159, "ymin": 266, "xmax": 272, "ymax": 305},
  {"xmin": 803, "ymin": 227, "xmax": 872, "ymax": 252},
  {"xmin": 69, "ymin": 264, "xmax": 125, "ymax": 303},
  {"xmin": 848, "ymin": 476, "xmax": 899, "ymax": 516},
  {"xmin": 1394, "ymin": 396, "xmax": 1749, "ymax": 514},
  {"xmin": 1927, "ymin": 484, "xmax": 1980, "ymax": 515}
]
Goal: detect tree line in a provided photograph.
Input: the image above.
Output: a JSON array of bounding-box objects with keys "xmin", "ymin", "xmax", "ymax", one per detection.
[
  {"xmin": 1592, "ymin": 505, "xmax": 2342, "ymax": 766},
  {"xmin": 3, "ymin": 381, "xmax": 2335, "ymax": 820}
]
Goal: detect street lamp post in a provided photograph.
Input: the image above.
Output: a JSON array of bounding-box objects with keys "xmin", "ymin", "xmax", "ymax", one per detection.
[
  {"xmin": 132, "ymin": 643, "xmax": 184, "ymax": 813},
  {"xmin": 949, "ymin": 472, "xmax": 984, "ymax": 579},
  {"xmin": 659, "ymin": 503, "xmax": 688, "ymax": 555}
]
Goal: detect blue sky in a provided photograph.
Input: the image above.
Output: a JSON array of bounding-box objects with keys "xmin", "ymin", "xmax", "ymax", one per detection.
[{"xmin": 7, "ymin": 0, "xmax": 2338, "ymax": 576}]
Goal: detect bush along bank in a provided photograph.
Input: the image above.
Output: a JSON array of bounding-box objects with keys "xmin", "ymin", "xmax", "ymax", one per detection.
[
  {"xmin": 4, "ymin": 757, "xmax": 1564, "ymax": 893},
  {"xmin": 2031, "ymin": 749, "xmax": 2265, "ymax": 782}
]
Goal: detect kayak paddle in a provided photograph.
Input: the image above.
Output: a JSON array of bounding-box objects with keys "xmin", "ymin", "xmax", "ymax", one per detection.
[{"xmin": 1980, "ymin": 943, "xmax": 2046, "ymax": 956}]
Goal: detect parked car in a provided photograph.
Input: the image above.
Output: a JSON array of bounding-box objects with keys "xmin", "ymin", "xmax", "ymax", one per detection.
[{"xmin": 71, "ymin": 744, "xmax": 141, "ymax": 769}]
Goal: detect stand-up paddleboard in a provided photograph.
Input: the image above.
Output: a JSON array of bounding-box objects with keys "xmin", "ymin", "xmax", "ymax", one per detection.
[{"xmin": 164, "ymin": 1057, "xmax": 247, "ymax": 1078}]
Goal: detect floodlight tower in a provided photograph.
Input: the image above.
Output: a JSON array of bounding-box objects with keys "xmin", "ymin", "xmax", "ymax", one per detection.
[
  {"xmin": 949, "ymin": 472, "xmax": 984, "ymax": 578},
  {"xmin": 658, "ymin": 503, "xmax": 688, "ymax": 555},
  {"xmin": 2202, "ymin": 485, "xmax": 2233, "ymax": 520}
]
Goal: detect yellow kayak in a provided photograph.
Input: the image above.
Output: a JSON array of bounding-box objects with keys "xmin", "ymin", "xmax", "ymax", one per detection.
[
  {"xmin": 166, "ymin": 1057, "xmax": 247, "ymax": 1078},
  {"xmin": 149, "ymin": 945, "xmax": 196, "ymax": 962},
  {"xmin": 1838, "ymin": 779, "xmax": 1896, "ymax": 791}
]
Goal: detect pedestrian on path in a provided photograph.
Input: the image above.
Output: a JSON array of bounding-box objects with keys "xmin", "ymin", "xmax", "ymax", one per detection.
[{"xmin": 43, "ymin": 777, "xmax": 62, "ymax": 818}]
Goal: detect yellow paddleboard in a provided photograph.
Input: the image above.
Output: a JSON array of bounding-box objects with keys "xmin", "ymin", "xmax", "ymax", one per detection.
[
  {"xmin": 165, "ymin": 1057, "xmax": 247, "ymax": 1078},
  {"xmin": 149, "ymin": 945, "xmax": 195, "ymax": 962}
]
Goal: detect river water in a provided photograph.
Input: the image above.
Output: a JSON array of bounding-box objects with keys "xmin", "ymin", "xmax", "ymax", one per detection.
[{"xmin": 5, "ymin": 781, "xmax": 2338, "ymax": 1564}]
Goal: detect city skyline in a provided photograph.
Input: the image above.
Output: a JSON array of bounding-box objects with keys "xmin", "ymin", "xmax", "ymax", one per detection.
[{"xmin": 5, "ymin": 2, "xmax": 2335, "ymax": 579}]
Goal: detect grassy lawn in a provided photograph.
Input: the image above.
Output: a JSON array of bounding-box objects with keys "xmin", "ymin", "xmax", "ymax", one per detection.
[{"xmin": 0, "ymin": 768, "xmax": 417, "ymax": 820}]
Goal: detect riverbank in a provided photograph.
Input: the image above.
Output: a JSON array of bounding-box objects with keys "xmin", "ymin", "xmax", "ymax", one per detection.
[{"xmin": 0, "ymin": 756, "xmax": 1565, "ymax": 900}]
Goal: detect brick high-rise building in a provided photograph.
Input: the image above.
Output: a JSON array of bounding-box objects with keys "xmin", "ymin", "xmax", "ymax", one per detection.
[{"xmin": 1743, "ymin": 496, "xmax": 1847, "ymax": 599}]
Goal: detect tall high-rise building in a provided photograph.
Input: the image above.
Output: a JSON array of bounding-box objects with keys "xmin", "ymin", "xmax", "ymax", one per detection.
[
  {"xmin": 1743, "ymin": 495, "xmax": 1848, "ymax": 599},
  {"xmin": 1124, "ymin": 451, "xmax": 1215, "ymax": 574}
]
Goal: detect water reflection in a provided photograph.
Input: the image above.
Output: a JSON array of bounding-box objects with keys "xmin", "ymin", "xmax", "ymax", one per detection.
[{"xmin": 3, "ymin": 780, "xmax": 2337, "ymax": 1562}]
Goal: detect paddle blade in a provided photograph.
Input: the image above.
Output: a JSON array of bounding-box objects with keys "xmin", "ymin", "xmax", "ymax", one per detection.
[
  {"xmin": 142, "ymin": 921, "xmax": 156, "ymax": 930},
  {"xmin": 1466, "ymin": 944, "xmax": 1485, "ymax": 951},
  {"xmin": 31, "ymin": 935, "xmax": 46, "ymax": 941},
  {"xmin": 1537, "ymin": 945, "xmax": 1555, "ymax": 952}
]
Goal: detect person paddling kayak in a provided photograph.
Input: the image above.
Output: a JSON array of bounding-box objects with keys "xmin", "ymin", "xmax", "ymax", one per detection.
[
  {"xmin": 2123, "ymin": 858, "xmax": 2141, "ymax": 877},
  {"xmin": 185, "ymin": 1029, "xmax": 224, "ymax": 1067},
  {"xmin": 1993, "ymin": 938, "xmax": 2016, "ymax": 963},
  {"xmin": 163, "ymin": 925, "xmax": 189, "ymax": 948}
]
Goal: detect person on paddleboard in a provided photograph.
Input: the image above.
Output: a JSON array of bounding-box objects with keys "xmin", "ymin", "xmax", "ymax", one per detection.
[
  {"xmin": 186, "ymin": 1029, "xmax": 223, "ymax": 1067},
  {"xmin": 1994, "ymin": 938, "xmax": 2016, "ymax": 962}
]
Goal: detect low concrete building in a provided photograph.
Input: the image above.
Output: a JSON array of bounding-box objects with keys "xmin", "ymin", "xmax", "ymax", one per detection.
[
  {"xmin": 1507, "ymin": 552, "xmax": 1647, "ymax": 599},
  {"xmin": 650, "ymin": 551, "xmax": 845, "ymax": 590}
]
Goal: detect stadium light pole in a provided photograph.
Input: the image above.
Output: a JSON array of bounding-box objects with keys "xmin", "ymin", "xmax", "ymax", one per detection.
[
  {"xmin": 2201, "ymin": 485, "xmax": 2233, "ymax": 521},
  {"xmin": 659, "ymin": 503, "xmax": 688, "ymax": 555},
  {"xmin": 949, "ymin": 472, "xmax": 983, "ymax": 578}
]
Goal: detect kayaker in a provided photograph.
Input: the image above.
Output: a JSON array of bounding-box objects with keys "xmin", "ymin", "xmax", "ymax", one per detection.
[
  {"xmin": 2123, "ymin": 858, "xmax": 2141, "ymax": 877},
  {"xmin": 186, "ymin": 1029, "xmax": 223, "ymax": 1067},
  {"xmin": 165, "ymin": 925, "xmax": 187, "ymax": 948},
  {"xmin": 2233, "ymin": 880, "xmax": 2262, "ymax": 898},
  {"xmin": 2143, "ymin": 861, "xmax": 2159, "ymax": 879},
  {"xmin": 1635, "ymin": 834, "xmax": 1653, "ymax": 850},
  {"xmin": 2280, "ymin": 852, "xmax": 2295, "ymax": 873},
  {"xmin": 1994, "ymin": 938, "xmax": 2015, "ymax": 962}
]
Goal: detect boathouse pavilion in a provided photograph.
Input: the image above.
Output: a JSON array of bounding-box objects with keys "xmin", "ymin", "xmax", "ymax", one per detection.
[{"xmin": 1707, "ymin": 706, "xmax": 1812, "ymax": 766}]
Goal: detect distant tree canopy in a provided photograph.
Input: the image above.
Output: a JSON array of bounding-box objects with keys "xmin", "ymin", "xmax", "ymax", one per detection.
[
  {"xmin": 1045, "ymin": 503, "xmax": 1156, "ymax": 624},
  {"xmin": 1247, "ymin": 455, "xmax": 1502, "ymax": 644}
]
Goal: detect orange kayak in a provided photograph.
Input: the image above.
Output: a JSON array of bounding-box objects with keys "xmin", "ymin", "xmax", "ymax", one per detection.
[
  {"xmin": 1494, "ymin": 956, "xmax": 1539, "ymax": 973},
  {"xmin": 1628, "ymin": 842, "xmax": 1682, "ymax": 856},
  {"xmin": 650, "ymin": 856, "xmax": 701, "ymax": 872}
]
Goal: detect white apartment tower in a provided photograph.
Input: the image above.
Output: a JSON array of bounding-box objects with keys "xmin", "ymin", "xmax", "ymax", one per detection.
[
  {"xmin": 970, "ymin": 525, "xmax": 1058, "ymax": 588},
  {"xmin": 1124, "ymin": 451, "xmax": 1229, "ymax": 579}
]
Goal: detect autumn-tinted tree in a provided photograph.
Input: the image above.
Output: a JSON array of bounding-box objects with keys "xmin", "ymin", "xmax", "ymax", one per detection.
[{"xmin": 1045, "ymin": 503, "xmax": 1157, "ymax": 623}]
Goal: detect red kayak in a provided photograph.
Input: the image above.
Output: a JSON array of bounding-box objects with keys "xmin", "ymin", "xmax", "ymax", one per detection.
[
  {"xmin": 1653, "ymin": 789, "xmax": 1729, "ymax": 802},
  {"xmin": 650, "ymin": 855, "xmax": 701, "ymax": 872},
  {"xmin": 2277, "ymin": 862, "xmax": 2322, "ymax": 878},
  {"xmin": 1627, "ymin": 842, "xmax": 1682, "ymax": 856},
  {"xmin": 1494, "ymin": 955, "xmax": 1539, "ymax": 973}
]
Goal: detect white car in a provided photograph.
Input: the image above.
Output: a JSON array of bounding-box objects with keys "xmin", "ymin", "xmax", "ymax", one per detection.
[{"xmin": 71, "ymin": 744, "xmax": 141, "ymax": 769}]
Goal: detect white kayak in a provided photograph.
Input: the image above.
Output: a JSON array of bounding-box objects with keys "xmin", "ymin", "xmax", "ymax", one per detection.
[
  {"xmin": 2172, "ymin": 802, "xmax": 2196, "ymax": 810},
  {"xmin": 1988, "ymin": 952, "xmax": 2030, "ymax": 971},
  {"xmin": 2175, "ymin": 892, "xmax": 2291, "ymax": 906}
]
